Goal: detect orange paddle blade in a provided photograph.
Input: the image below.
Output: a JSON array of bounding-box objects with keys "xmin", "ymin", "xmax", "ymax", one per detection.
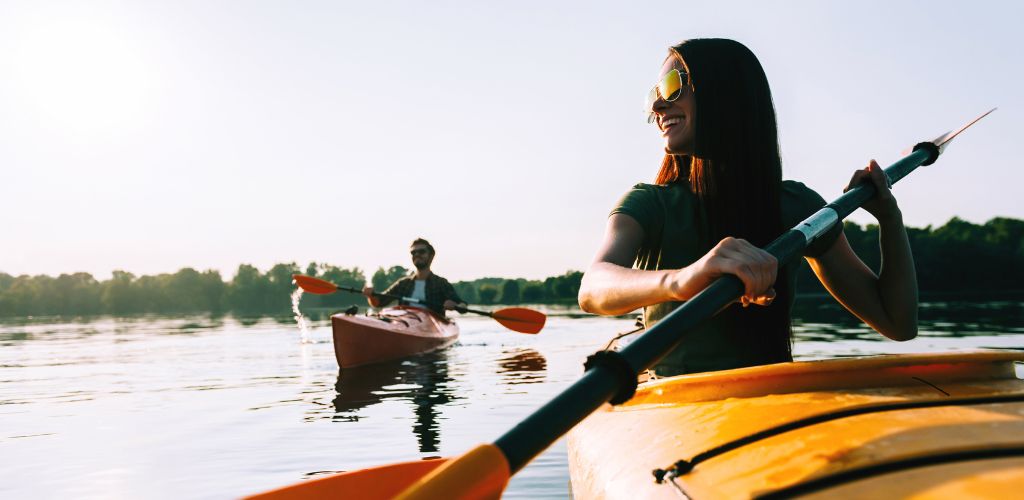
[
  {"xmin": 396, "ymin": 444, "xmax": 509, "ymax": 500},
  {"xmin": 245, "ymin": 458, "xmax": 448, "ymax": 500},
  {"xmin": 491, "ymin": 307, "xmax": 546, "ymax": 334},
  {"xmin": 291, "ymin": 274, "xmax": 338, "ymax": 295}
]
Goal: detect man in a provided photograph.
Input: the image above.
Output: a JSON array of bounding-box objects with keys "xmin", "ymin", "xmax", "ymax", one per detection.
[{"xmin": 362, "ymin": 238, "xmax": 467, "ymax": 317}]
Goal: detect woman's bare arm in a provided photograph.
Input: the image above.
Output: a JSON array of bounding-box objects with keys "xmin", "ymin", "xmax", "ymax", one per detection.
[
  {"xmin": 579, "ymin": 214, "xmax": 778, "ymax": 316},
  {"xmin": 807, "ymin": 215, "xmax": 918, "ymax": 341},
  {"xmin": 807, "ymin": 160, "xmax": 919, "ymax": 341},
  {"xmin": 579, "ymin": 215, "xmax": 678, "ymax": 315}
]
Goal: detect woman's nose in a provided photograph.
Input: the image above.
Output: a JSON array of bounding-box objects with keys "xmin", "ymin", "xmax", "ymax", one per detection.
[{"xmin": 651, "ymin": 95, "xmax": 669, "ymax": 112}]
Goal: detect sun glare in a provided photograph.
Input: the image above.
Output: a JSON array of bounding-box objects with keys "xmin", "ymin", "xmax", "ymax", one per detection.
[{"xmin": 11, "ymin": 12, "xmax": 157, "ymax": 141}]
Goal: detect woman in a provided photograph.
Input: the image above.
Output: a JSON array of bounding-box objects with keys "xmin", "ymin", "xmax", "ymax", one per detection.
[{"xmin": 578, "ymin": 39, "xmax": 918, "ymax": 376}]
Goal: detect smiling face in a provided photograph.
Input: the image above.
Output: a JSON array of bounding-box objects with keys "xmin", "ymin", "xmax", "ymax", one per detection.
[{"xmin": 650, "ymin": 57, "xmax": 696, "ymax": 155}]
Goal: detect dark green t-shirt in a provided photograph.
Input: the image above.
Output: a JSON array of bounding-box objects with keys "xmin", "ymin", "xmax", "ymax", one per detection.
[{"xmin": 611, "ymin": 180, "xmax": 842, "ymax": 376}]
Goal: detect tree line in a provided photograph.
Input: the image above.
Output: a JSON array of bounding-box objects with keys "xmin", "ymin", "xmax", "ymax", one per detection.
[
  {"xmin": 0, "ymin": 260, "xmax": 584, "ymax": 317},
  {"xmin": 795, "ymin": 217, "xmax": 1024, "ymax": 296},
  {"xmin": 1, "ymin": 217, "xmax": 1021, "ymax": 318}
]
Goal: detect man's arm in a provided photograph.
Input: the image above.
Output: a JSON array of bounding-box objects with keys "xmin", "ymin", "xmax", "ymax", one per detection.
[
  {"xmin": 364, "ymin": 279, "xmax": 405, "ymax": 308},
  {"xmin": 441, "ymin": 279, "xmax": 467, "ymax": 312}
]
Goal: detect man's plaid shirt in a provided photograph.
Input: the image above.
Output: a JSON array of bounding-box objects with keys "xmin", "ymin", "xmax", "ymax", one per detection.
[{"xmin": 379, "ymin": 273, "xmax": 464, "ymax": 316}]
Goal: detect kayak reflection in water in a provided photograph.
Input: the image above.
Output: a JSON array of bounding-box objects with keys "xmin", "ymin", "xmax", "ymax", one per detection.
[
  {"xmin": 333, "ymin": 350, "xmax": 458, "ymax": 454},
  {"xmin": 362, "ymin": 238, "xmax": 467, "ymax": 317},
  {"xmin": 496, "ymin": 348, "xmax": 548, "ymax": 386},
  {"xmin": 578, "ymin": 39, "xmax": 919, "ymax": 377}
]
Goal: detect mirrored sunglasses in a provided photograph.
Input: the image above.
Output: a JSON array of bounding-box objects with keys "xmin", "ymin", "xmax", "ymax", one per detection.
[{"xmin": 644, "ymin": 68, "xmax": 687, "ymax": 123}]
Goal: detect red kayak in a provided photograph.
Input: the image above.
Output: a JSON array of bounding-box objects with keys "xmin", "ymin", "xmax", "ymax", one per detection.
[{"xmin": 331, "ymin": 306, "xmax": 459, "ymax": 368}]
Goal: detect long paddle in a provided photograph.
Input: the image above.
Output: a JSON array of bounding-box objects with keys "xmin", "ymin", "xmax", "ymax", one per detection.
[
  {"xmin": 291, "ymin": 274, "xmax": 546, "ymax": 334},
  {"xmin": 251, "ymin": 110, "xmax": 994, "ymax": 500}
]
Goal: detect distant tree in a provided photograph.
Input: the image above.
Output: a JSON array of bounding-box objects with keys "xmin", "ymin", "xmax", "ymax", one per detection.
[
  {"xmin": 320, "ymin": 265, "xmax": 365, "ymax": 289},
  {"xmin": 453, "ymin": 281, "xmax": 478, "ymax": 304},
  {"xmin": 0, "ymin": 273, "xmax": 14, "ymax": 315},
  {"xmin": 500, "ymin": 280, "xmax": 521, "ymax": 304},
  {"xmin": 59, "ymin": 272, "xmax": 101, "ymax": 315},
  {"xmin": 3, "ymin": 276, "xmax": 43, "ymax": 316},
  {"xmin": 551, "ymin": 271, "xmax": 583, "ymax": 300},
  {"xmin": 102, "ymin": 271, "xmax": 139, "ymax": 314},
  {"xmin": 319, "ymin": 264, "xmax": 367, "ymax": 307},
  {"xmin": 521, "ymin": 283, "xmax": 546, "ymax": 303},
  {"xmin": 0, "ymin": 272, "xmax": 13, "ymax": 292},
  {"xmin": 200, "ymin": 270, "xmax": 226, "ymax": 312},
  {"xmin": 162, "ymin": 268, "xmax": 207, "ymax": 312},
  {"xmin": 478, "ymin": 284, "xmax": 499, "ymax": 304},
  {"xmin": 372, "ymin": 265, "xmax": 410, "ymax": 290},
  {"xmin": 133, "ymin": 274, "xmax": 165, "ymax": 312},
  {"xmin": 227, "ymin": 264, "xmax": 267, "ymax": 313},
  {"xmin": 266, "ymin": 263, "xmax": 301, "ymax": 311}
]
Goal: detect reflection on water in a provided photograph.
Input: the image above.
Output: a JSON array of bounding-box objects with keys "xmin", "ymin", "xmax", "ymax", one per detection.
[
  {"xmin": 792, "ymin": 296, "xmax": 1024, "ymax": 343},
  {"xmin": 497, "ymin": 348, "xmax": 547, "ymax": 386},
  {"xmin": 331, "ymin": 350, "xmax": 458, "ymax": 453}
]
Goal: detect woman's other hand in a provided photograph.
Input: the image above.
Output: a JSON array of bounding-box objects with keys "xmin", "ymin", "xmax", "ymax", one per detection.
[{"xmin": 845, "ymin": 159, "xmax": 900, "ymax": 221}]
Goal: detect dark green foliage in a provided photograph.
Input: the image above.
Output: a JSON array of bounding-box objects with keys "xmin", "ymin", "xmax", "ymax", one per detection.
[
  {"xmin": 452, "ymin": 271, "xmax": 584, "ymax": 306},
  {"xmin": 372, "ymin": 266, "xmax": 410, "ymax": 290},
  {"xmin": 0, "ymin": 261, "xmax": 364, "ymax": 317},
  {"xmin": 101, "ymin": 271, "xmax": 138, "ymax": 314},
  {"xmin": 453, "ymin": 281, "xmax": 478, "ymax": 303},
  {"xmin": 795, "ymin": 217, "xmax": 1024, "ymax": 296},
  {"xmin": 553, "ymin": 271, "xmax": 584, "ymax": 299},
  {"xmin": 314, "ymin": 264, "xmax": 367, "ymax": 308},
  {"xmin": 266, "ymin": 263, "xmax": 302, "ymax": 311},
  {"xmin": 478, "ymin": 284, "xmax": 499, "ymax": 304},
  {"xmin": 521, "ymin": 283, "xmax": 547, "ymax": 303},
  {"xmin": 226, "ymin": 264, "xmax": 268, "ymax": 314},
  {"xmin": 500, "ymin": 280, "xmax": 521, "ymax": 304}
]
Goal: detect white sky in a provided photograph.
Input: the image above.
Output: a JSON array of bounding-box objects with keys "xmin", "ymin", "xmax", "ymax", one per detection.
[{"xmin": 1, "ymin": 1, "xmax": 1020, "ymax": 281}]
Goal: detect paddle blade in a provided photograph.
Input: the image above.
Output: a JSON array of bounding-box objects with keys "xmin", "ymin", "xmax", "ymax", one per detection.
[
  {"xmin": 245, "ymin": 458, "xmax": 448, "ymax": 500},
  {"xmin": 291, "ymin": 274, "xmax": 338, "ymax": 295},
  {"xmin": 492, "ymin": 307, "xmax": 546, "ymax": 334}
]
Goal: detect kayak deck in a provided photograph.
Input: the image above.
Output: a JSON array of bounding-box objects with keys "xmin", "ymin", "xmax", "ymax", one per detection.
[
  {"xmin": 331, "ymin": 306, "xmax": 459, "ymax": 369},
  {"xmin": 568, "ymin": 351, "xmax": 1024, "ymax": 499}
]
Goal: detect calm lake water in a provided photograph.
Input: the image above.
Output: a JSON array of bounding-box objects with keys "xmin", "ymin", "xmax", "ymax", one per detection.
[{"xmin": 3, "ymin": 299, "xmax": 1023, "ymax": 499}]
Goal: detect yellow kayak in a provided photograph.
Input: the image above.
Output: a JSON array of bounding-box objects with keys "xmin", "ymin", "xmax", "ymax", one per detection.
[{"xmin": 568, "ymin": 351, "xmax": 1024, "ymax": 499}]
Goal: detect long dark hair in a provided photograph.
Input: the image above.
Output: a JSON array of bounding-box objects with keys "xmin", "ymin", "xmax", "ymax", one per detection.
[{"xmin": 656, "ymin": 39, "xmax": 791, "ymax": 363}]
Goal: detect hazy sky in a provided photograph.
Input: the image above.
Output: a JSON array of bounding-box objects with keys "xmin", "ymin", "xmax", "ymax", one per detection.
[{"xmin": 1, "ymin": 1, "xmax": 1020, "ymax": 282}]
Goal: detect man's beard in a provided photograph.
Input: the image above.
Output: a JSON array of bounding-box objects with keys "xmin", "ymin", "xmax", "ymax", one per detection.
[{"xmin": 414, "ymin": 260, "xmax": 430, "ymax": 271}]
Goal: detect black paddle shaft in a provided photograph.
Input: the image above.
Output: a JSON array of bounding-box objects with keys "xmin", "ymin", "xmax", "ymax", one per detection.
[
  {"xmin": 494, "ymin": 143, "xmax": 939, "ymax": 473},
  {"xmin": 334, "ymin": 285, "xmax": 487, "ymax": 316}
]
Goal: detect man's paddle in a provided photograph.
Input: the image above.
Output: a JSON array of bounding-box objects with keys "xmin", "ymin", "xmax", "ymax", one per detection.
[
  {"xmin": 291, "ymin": 274, "xmax": 546, "ymax": 334},
  {"xmin": 251, "ymin": 110, "xmax": 994, "ymax": 500}
]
